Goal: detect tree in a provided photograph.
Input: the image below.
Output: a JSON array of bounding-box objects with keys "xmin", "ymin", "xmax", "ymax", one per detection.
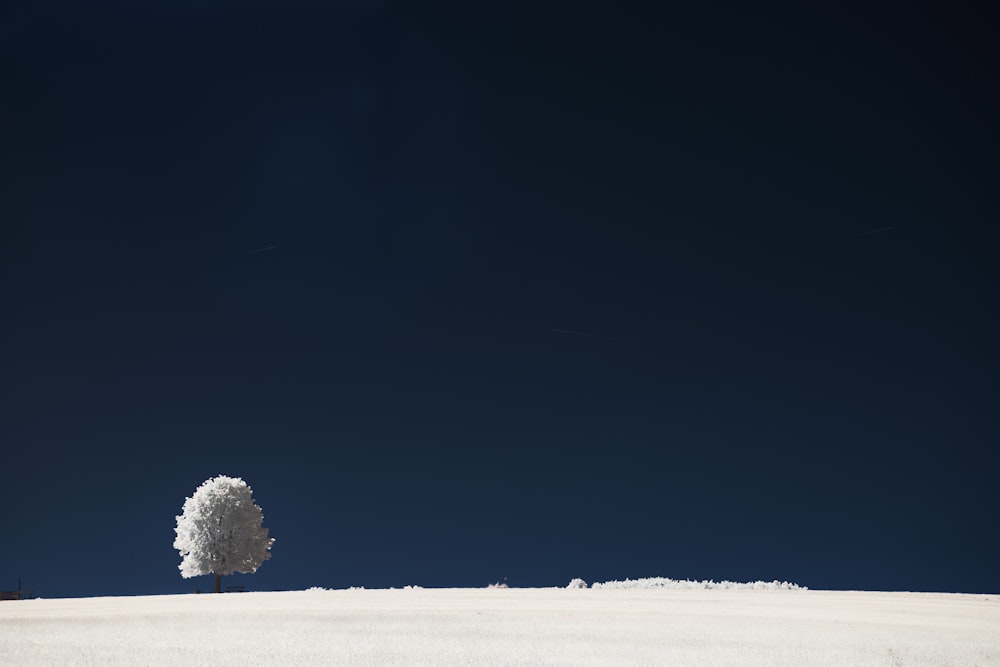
[{"xmin": 173, "ymin": 475, "xmax": 275, "ymax": 593}]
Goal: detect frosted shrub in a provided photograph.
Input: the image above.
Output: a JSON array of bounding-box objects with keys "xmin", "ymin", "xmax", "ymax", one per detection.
[
  {"xmin": 591, "ymin": 577, "xmax": 805, "ymax": 590},
  {"xmin": 567, "ymin": 578, "xmax": 589, "ymax": 589}
]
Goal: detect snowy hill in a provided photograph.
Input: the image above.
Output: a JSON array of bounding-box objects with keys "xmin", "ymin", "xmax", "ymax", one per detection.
[{"xmin": 2, "ymin": 587, "xmax": 997, "ymax": 665}]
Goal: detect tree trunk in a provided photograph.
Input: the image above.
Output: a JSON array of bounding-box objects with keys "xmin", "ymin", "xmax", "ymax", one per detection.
[{"xmin": 214, "ymin": 572, "xmax": 222, "ymax": 594}]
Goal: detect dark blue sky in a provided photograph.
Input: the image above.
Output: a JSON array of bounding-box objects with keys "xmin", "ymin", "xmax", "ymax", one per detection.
[{"xmin": 2, "ymin": 1, "xmax": 997, "ymax": 597}]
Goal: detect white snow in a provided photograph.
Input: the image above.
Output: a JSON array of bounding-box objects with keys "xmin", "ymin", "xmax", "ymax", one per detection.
[{"xmin": 2, "ymin": 587, "xmax": 997, "ymax": 665}]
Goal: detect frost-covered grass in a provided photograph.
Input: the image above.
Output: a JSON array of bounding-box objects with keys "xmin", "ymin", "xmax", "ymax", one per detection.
[{"xmin": 2, "ymin": 587, "xmax": 997, "ymax": 666}]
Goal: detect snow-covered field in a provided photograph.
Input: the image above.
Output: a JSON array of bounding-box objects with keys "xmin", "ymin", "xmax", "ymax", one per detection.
[{"xmin": 2, "ymin": 587, "xmax": 997, "ymax": 666}]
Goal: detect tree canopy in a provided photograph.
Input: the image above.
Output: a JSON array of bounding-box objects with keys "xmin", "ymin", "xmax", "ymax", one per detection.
[{"xmin": 173, "ymin": 475, "xmax": 274, "ymax": 591}]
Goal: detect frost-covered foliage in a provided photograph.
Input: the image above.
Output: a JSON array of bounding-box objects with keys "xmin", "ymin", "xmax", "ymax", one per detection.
[
  {"xmin": 173, "ymin": 475, "xmax": 274, "ymax": 579},
  {"xmin": 567, "ymin": 578, "xmax": 589, "ymax": 589},
  {"xmin": 591, "ymin": 577, "xmax": 805, "ymax": 590}
]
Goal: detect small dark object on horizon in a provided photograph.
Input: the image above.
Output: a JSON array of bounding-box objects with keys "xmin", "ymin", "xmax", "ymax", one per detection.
[{"xmin": 0, "ymin": 591, "xmax": 30, "ymax": 601}]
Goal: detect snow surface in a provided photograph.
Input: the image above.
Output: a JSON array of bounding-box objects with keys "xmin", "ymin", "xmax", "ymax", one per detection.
[{"xmin": 2, "ymin": 588, "xmax": 997, "ymax": 666}]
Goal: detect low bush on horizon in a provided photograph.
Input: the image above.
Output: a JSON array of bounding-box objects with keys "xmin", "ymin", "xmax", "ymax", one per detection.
[{"xmin": 579, "ymin": 577, "xmax": 806, "ymax": 590}]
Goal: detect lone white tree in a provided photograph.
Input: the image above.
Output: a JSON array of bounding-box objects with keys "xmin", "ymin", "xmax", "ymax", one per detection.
[{"xmin": 173, "ymin": 475, "xmax": 275, "ymax": 593}]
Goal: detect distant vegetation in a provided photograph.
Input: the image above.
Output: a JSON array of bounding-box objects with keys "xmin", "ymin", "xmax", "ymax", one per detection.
[{"xmin": 571, "ymin": 577, "xmax": 806, "ymax": 590}]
